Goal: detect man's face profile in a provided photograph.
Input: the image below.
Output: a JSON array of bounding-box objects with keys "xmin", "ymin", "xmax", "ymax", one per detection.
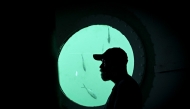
[{"xmin": 100, "ymin": 59, "xmax": 114, "ymax": 81}]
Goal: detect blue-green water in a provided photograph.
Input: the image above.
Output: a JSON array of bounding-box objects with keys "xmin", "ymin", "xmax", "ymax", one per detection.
[{"xmin": 58, "ymin": 25, "xmax": 134, "ymax": 107}]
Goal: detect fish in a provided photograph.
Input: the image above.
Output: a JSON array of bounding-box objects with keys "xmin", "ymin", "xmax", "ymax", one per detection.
[
  {"xmin": 102, "ymin": 44, "xmax": 104, "ymax": 53},
  {"xmin": 81, "ymin": 54, "xmax": 86, "ymax": 72},
  {"xmin": 81, "ymin": 84, "xmax": 97, "ymax": 99},
  {"xmin": 107, "ymin": 27, "xmax": 111, "ymax": 44}
]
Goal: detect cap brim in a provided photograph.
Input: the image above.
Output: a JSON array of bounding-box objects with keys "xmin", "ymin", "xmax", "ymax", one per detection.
[{"xmin": 93, "ymin": 54, "xmax": 103, "ymax": 61}]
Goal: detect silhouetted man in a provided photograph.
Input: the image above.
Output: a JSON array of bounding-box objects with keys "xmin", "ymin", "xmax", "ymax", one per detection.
[{"xmin": 93, "ymin": 47, "xmax": 142, "ymax": 109}]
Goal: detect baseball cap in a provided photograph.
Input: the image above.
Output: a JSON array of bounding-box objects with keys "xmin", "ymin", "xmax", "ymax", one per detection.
[{"xmin": 93, "ymin": 47, "xmax": 128, "ymax": 65}]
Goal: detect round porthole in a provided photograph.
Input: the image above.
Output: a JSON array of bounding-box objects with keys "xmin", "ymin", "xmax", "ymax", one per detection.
[
  {"xmin": 56, "ymin": 14, "xmax": 146, "ymax": 109},
  {"xmin": 58, "ymin": 24, "xmax": 135, "ymax": 107}
]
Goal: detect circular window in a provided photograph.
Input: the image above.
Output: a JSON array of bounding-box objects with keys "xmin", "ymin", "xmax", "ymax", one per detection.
[
  {"xmin": 58, "ymin": 25, "xmax": 134, "ymax": 107},
  {"xmin": 56, "ymin": 14, "xmax": 147, "ymax": 109}
]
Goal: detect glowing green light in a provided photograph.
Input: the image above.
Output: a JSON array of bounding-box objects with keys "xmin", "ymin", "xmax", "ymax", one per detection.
[{"xmin": 58, "ymin": 25, "xmax": 134, "ymax": 107}]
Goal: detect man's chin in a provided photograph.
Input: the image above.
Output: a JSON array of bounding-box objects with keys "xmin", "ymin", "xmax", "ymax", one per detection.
[
  {"xmin": 101, "ymin": 75, "xmax": 110, "ymax": 81},
  {"xmin": 102, "ymin": 79, "xmax": 109, "ymax": 81}
]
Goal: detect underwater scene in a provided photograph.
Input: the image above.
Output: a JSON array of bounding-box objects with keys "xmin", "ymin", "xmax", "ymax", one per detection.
[{"xmin": 58, "ymin": 25, "xmax": 134, "ymax": 107}]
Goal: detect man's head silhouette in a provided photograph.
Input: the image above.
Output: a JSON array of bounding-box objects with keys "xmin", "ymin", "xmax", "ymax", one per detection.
[{"xmin": 93, "ymin": 47, "xmax": 128, "ymax": 82}]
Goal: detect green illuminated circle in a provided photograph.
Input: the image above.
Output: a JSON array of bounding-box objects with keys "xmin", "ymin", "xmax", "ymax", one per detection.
[{"xmin": 58, "ymin": 25, "xmax": 134, "ymax": 107}]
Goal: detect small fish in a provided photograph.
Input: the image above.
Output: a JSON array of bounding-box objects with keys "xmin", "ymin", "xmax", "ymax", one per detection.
[
  {"xmin": 81, "ymin": 54, "xmax": 86, "ymax": 72},
  {"xmin": 107, "ymin": 27, "xmax": 111, "ymax": 44},
  {"xmin": 75, "ymin": 71, "xmax": 78, "ymax": 76},
  {"xmin": 102, "ymin": 44, "xmax": 104, "ymax": 53},
  {"xmin": 81, "ymin": 84, "xmax": 97, "ymax": 99}
]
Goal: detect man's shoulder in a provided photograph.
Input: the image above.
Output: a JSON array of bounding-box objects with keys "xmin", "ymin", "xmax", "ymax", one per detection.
[{"xmin": 118, "ymin": 76, "xmax": 140, "ymax": 90}]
